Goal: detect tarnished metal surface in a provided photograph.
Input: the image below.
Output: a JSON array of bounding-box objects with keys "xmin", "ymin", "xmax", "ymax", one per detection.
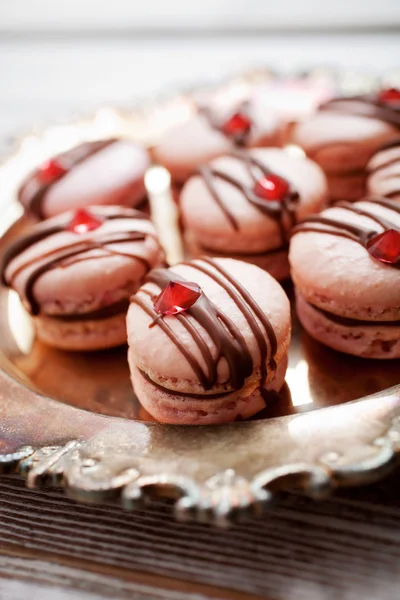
[{"xmin": 0, "ymin": 369, "xmax": 399, "ymax": 525}]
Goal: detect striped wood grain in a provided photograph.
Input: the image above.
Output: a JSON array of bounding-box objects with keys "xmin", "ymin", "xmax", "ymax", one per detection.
[{"xmin": 0, "ymin": 474, "xmax": 400, "ymax": 599}]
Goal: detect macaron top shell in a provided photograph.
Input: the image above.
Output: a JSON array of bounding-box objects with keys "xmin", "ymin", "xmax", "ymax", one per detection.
[
  {"xmin": 289, "ymin": 199, "xmax": 400, "ymax": 320},
  {"xmin": 19, "ymin": 139, "xmax": 150, "ymax": 219},
  {"xmin": 367, "ymin": 139, "xmax": 400, "ymax": 200},
  {"xmin": 180, "ymin": 148, "xmax": 328, "ymax": 253},
  {"xmin": 127, "ymin": 258, "xmax": 291, "ymax": 394},
  {"xmin": 291, "ymin": 94, "xmax": 400, "ymax": 171},
  {"xmin": 3, "ymin": 206, "xmax": 164, "ymax": 317},
  {"xmin": 291, "ymin": 112, "xmax": 399, "ymax": 171},
  {"xmin": 153, "ymin": 100, "xmax": 285, "ymax": 183}
]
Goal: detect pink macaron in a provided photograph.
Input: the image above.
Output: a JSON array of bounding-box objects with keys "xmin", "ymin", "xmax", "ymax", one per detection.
[
  {"xmin": 18, "ymin": 139, "xmax": 150, "ymax": 219},
  {"xmin": 180, "ymin": 148, "xmax": 328, "ymax": 281},
  {"xmin": 153, "ymin": 97, "xmax": 286, "ymax": 184},
  {"xmin": 289, "ymin": 197, "xmax": 400, "ymax": 358},
  {"xmin": 255, "ymin": 74, "xmax": 336, "ymax": 125},
  {"xmin": 291, "ymin": 90, "xmax": 400, "ymax": 203},
  {"xmin": 127, "ymin": 257, "xmax": 291, "ymax": 424},
  {"xmin": 1, "ymin": 206, "xmax": 165, "ymax": 351},
  {"xmin": 367, "ymin": 138, "xmax": 400, "ymax": 201}
]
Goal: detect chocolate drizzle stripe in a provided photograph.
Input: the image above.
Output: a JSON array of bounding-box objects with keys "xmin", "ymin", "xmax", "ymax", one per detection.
[
  {"xmin": 1, "ymin": 225, "xmax": 61, "ymax": 286},
  {"xmin": 198, "ymin": 100, "xmax": 252, "ymax": 147},
  {"xmin": 241, "ymin": 153, "xmax": 300, "ymax": 240},
  {"xmin": 175, "ymin": 312, "xmax": 217, "ymax": 385},
  {"xmin": 184, "ymin": 259, "xmax": 270, "ymax": 368},
  {"xmin": 199, "ymin": 243, "xmax": 289, "ymax": 258},
  {"xmin": 292, "ymin": 215, "xmax": 370, "ymax": 242},
  {"xmin": 146, "ymin": 268, "xmax": 253, "ymax": 390},
  {"xmin": 335, "ymin": 201, "xmax": 399, "ymax": 231},
  {"xmin": 386, "ymin": 189, "xmax": 400, "ymax": 198},
  {"xmin": 23, "ymin": 232, "xmax": 148, "ymax": 315},
  {"xmin": 8, "ymin": 230, "xmax": 148, "ymax": 285},
  {"xmin": 198, "ymin": 153, "xmax": 299, "ymax": 241},
  {"xmin": 291, "ymin": 225, "xmax": 361, "ymax": 245},
  {"xmin": 375, "ymin": 138, "xmax": 400, "ymax": 153},
  {"xmin": 306, "ymin": 300, "xmax": 400, "ymax": 328},
  {"xmin": 319, "ymin": 97, "xmax": 400, "ymax": 128},
  {"xmin": 367, "ymin": 141, "xmax": 400, "ymax": 198},
  {"xmin": 216, "ymin": 309, "xmax": 250, "ymax": 355},
  {"xmin": 184, "ymin": 258, "xmax": 277, "ymax": 399},
  {"xmin": 201, "ymin": 258, "xmax": 278, "ymax": 358},
  {"xmin": 138, "ymin": 367, "xmax": 234, "ymax": 400},
  {"xmin": 131, "ymin": 293, "xmax": 210, "ymax": 389},
  {"xmin": 368, "ymin": 156, "xmax": 400, "ymax": 174},
  {"xmin": 291, "ymin": 198, "xmax": 400, "ymax": 269},
  {"xmin": 46, "ymin": 298, "xmax": 130, "ymax": 322},
  {"xmin": 0, "ymin": 208, "xmax": 151, "ymax": 287},
  {"xmin": 23, "ymin": 139, "xmax": 118, "ymax": 218},
  {"xmin": 200, "ymin": 166, "xmax": 239, "ymax": 230},
  {"xmin": 137, "ymin": 290, "xmax": 216, "ymax": 387},
  {"xmin": 368, "ymin": 198, "xmax": 400, "ymax": 213}
]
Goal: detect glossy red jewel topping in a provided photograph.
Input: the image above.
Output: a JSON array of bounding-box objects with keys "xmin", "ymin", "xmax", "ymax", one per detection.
[
  {"xmin": 222, "ymin": 112, "xmax": 252, "ymax": 137},
  {"xmin": 67, "ymin": 209, "xmax": 104, "ymax": 235},
  {"xmin": 38, "ymin": 159, "xmax": 67, "ymax": 182},
  {"xmin": 154, "ymin": 281, "xmax": 202, "ymax": 315},
  {"xmin": 253, "ymin": 174, "xmax": 290, "ymax": 202},
  {"xmin": 378, "ymin": 88, "xmax": 400, "ymax": 105},
  {"xmin": 366, "ymin": 229, "xmax": 400, "ymax": 265}
]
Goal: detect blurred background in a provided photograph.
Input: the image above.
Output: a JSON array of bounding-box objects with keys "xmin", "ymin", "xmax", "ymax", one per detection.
[{"xmin": 0, "ymin": 1, "xmax": 399, "ymax": 139}]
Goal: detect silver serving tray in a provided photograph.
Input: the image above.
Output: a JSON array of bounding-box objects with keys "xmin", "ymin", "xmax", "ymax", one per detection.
[{"xmin": 0, "ymin": 70, "xmax": 399, "ymax": 526}]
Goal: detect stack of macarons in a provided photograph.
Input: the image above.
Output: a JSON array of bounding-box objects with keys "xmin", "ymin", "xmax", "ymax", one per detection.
[
  {"xmin": 291, "ymin": 90, "xmax": 400, "ymax": 203},
  {"xmin": 2, "ymin": 135, "xmax": 166, "ymax": 351}
]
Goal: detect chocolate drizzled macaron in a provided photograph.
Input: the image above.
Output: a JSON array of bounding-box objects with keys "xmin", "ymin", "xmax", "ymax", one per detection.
[
  {"xmin": 291, "ymin": 89, "xmax": 400, "ymax": 203},
  {"xmin": 153, "ymin": 98, "xmax": 286, "ymax": 185},
  {"xmin": 289, "ymin": 197, "xmax": 400, "ymax": 358},
  {"xmin": 1, "ymin": 206, "xmax": 165, "ymax": 351},
  {"xmin": 18, "ymin": 139, "xmax": 150, "ymax": 220},
  {"xmin": 180, "ymin": 148, "xmax": 328, "ymax": 281},
  {"xmin": 127, "ymin": 257, "xmax": 291, "ymax": 424},
  {"xmin": 367, "ymin": 138, "xmax": 400, "ymax": 201}
]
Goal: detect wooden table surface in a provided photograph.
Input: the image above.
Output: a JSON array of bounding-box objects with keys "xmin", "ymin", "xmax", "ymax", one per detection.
[
  {"xmin": 1, "ymin": 473, "xmax": 400, "ymax": 600},
  {"xmin": 1, "ymin": 30, "xmax": 400, "ymax": 599}
]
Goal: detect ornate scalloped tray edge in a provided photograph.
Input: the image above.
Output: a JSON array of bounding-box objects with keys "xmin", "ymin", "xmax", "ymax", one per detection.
[{"xmin": 1, "ymin": 373, "xmax": 399, "ymax": 527}]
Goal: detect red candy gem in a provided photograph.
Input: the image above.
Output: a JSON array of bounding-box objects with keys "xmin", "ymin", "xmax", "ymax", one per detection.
[
  {"xmin": 38, "ymin": 159, "xmax": 67, "ymax": 182},
  {"xmin": 253, "ymin": 174, "xmax": 290, "ymax": 202},
  {"xmin": 378, "ymin": 88, "xmax": 400, "ymax": 105},
  {"xmin": 367, "ymin": 229, "xmax": 400, "ymax": 265},
  {"xmin": 154, "ymin": 281, "xmax": 202, "ymax": 315},
  {"xmin": 67, "ymin": 209, "xmax": 104, "ymax": 235},
  {"xmin": 222, "ymin": 112, "xmax": 252, "ymax": 137}
]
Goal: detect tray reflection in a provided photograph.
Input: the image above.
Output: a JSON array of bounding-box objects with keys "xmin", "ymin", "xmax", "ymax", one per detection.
[{"xmin": 1, "ymin": 251, "xmax": 398, "ymax": 423}]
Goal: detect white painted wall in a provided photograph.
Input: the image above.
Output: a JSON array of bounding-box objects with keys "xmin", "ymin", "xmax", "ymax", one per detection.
[{"xmin": 1, "ymin": 0, "xmax": 400, "ymax": 30}]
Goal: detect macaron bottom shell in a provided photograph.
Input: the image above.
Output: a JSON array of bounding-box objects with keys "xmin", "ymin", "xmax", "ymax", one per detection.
[
  {"xmin": 34, "ymin": 311, "xmax": 128, "ymax": 351},
  {"xmin": 129, "ymin": 354, "xmax": 288, "ymax": 425},
  {"xmin": 327, "ymin": 171, "xmax": 366, "ymax": 203},
  {"xmin": 185, "ymin": 237, "xmax": 290, "ymax": 281},
  {"xmin": 296, "ymin": 292, "xmax": 400, "ymax": 360}
]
